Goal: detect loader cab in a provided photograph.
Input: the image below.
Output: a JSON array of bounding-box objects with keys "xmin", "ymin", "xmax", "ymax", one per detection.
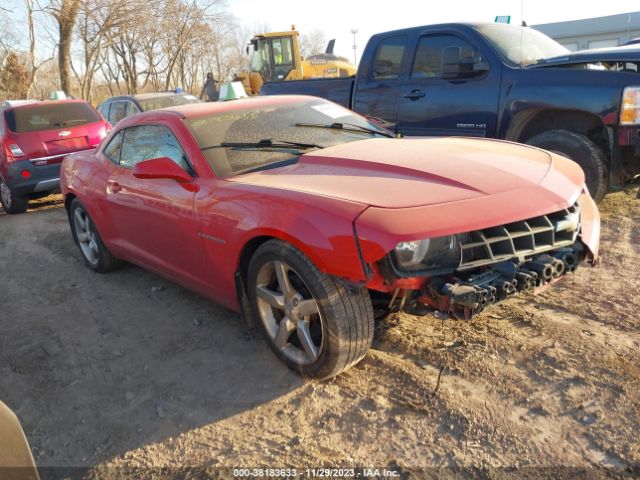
[{"xmin": 249, "ymin": 32, "xmax": 300, "ymax": 84}]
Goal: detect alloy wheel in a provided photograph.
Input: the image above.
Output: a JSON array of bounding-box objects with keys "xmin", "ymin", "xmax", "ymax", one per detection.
[
  {"xmin": 255, "ymin": 260, "xmax": 324, "ymax": 366},
  {"xmin": 73, "ymin": 207, "xmax": 100, "ymax": 267}
]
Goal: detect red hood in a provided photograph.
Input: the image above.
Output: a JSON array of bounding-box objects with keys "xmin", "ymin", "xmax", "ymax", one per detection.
[{"xmin": 229, "ymin": 137, "xmax": 583, "ymax": 208}]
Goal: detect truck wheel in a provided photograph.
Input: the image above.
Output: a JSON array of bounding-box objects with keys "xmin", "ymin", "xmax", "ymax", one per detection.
[
  {"xmin": 0, "ymin": 178, "xmax": 28, "ymax": 214},
  {"xmin": 526, "ymin": 130, "xmax": 608, "ymax": 203},
  {"xmin": 247, "ymin": 239, "xmax": 374, "ymax": 379},
  {"xmin": 68, "ymin": 198, "xmax": 121, "ymax": 273}
]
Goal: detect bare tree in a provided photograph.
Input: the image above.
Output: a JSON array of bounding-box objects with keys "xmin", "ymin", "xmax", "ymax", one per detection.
[
  {"xmin": 2, "ymin": 0, "xmax": 248, "ymax": 99},
  {"xmin": 48, "ymin": 0, "xmax": 81, "ymax": 95},
  {"xmin": 158, "ymin": 0, "xmax": 228, "ymax": 91},
  {"xmin": 300, "ymin": 29, "xmax": 328, "ymax": 58},
  {"xmin": 73, "ymin": 0, "xmax": 143, "ymax": 100},
  {"xmin": 0, "ymin": 6, "xmax": 18, "ymax": 65},
  {"xmin": 24, "ymin": 0, "xmax": 55, "ymax": 98},
  {"xmin": 0, "ymin": 52, "xmax": 31, "ymax": 100}
]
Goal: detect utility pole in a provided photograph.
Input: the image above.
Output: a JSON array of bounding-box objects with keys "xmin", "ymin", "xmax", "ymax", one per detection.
[{"xmin": 350, "ymin": 28, "xmax": 358, "ymax": 65}]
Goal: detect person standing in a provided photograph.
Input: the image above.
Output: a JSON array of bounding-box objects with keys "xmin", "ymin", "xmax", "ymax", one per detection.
[{"xmin": 200, "ymin": 72, "xmax": 219, "ymax": 102}]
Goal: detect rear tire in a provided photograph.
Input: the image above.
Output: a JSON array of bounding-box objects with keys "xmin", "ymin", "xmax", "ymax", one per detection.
[
  {"xmin": 526, "ymin": 129, "xmax": 608, "ymax": 203},
  {"xmin": 247, "ymin": 239, "xmax": 374, "ymax": 379},
  {"xmin": 0, "ymin": 178, "xmax": 28, "ymax": 214},
  {"xmin": 68, "ymin": 198, "xmax": 121, "ymax": 273}
]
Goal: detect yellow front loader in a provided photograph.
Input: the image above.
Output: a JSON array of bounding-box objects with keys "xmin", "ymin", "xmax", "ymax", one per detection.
[{"xmin": 235, "ymin": 27, "xmax": 356, "ymax": 95}]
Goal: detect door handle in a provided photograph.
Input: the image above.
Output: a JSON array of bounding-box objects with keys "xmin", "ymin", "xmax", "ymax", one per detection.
[
  {"xmin": 403, "ymin": 89, "xmax": 426, "ymax": 100},
  {"xmin": 109, "ymin": 181, "xmax": 122, "ymax": 193}
]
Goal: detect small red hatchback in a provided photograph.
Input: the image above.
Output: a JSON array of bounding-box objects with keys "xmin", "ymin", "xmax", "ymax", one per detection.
[{"xmin": 0, "ymin": 99, "xmax": 110, "ymax": 214}]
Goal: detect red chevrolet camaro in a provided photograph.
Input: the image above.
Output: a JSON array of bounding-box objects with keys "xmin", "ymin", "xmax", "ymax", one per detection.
[{"xmin": 60, "ymin": 95, "xmax": 600, "ymax": 379}]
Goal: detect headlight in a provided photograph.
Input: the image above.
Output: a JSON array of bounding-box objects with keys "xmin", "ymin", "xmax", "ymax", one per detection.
[
  {"xmin": 394, "ymin": 235, "xmax": 462, "ymax": 272},
  {"xmin": 621, "ymin": 86, "xmax": 640, "ymax": 125}
]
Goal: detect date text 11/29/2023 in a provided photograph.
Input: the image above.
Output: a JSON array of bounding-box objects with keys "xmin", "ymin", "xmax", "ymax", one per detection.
[{"xmin": 233, "ymin": 468, "xmax": 401, "ymax": 477}]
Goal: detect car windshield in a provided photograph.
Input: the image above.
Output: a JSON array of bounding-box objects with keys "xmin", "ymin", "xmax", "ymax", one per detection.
[
  {"xmin": 138, "ymin": 94, "xmax": 201, "ymax": 111},
  {"xmin": 185, "ymin": 99, "xmax": 390, "ymax": 177},
  {"xmin": 476, "ymin": 24, "xmax": 570, "ymax": 66},
  {"xmin": 5, "ymin": 102, "xmax": 101, "ymax": 133}
]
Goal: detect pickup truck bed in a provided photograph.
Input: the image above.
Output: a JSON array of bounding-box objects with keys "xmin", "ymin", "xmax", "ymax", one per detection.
[{"xmin": 262, "ymin": 77, "xmax": 354, "ymax": 109}]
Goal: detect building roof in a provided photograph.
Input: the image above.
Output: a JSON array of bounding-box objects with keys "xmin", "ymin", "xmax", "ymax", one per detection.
[{"xmin": 533, "ymin": 11, "xmax": 640, "ymax": 39}]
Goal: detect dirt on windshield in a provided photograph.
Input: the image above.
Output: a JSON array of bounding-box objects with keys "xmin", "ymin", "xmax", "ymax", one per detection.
[{"xmin": 0, "ymin": 185, "xmax": 638, "ymax": 478}]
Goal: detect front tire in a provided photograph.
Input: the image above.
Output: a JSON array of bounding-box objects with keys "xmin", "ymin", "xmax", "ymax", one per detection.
[
  {"xmin": 68, "ymin": 198, "xmax": 121, "ymax": 273},
  {"xmin": 247, "ymin": 239, "xmax": 374, "ymax": 380},
  {"xmin": 0, "ymin": 178, "xmax": 28, "ymax": 214},
  {"xmin": 526, "ymin": 129, "xmax": 608, "ymax": 203}
]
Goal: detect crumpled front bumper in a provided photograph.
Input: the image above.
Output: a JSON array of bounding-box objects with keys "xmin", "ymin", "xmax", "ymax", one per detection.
[
  {"xmin": 359, "ymin": 187, "xmax": 600, "ymax": 320},
  {"xmin": 417, "ymin": 243, "xmax": 583, "ymax": 320}
]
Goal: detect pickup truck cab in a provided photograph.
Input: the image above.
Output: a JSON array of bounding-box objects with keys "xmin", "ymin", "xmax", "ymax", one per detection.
[{"xmin": 261, "ymin": 23, "xmax": 640, "ymax": 202}]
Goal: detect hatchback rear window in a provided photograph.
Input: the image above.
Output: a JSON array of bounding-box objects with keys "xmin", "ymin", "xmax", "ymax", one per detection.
[{"xmin": 5, "ymin": 103, "xmax": 101, "ymax": 133}]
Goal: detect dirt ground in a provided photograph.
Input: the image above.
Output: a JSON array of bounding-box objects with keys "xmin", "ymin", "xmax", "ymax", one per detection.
[{"xmin": 0, "ymin": 186, "xmax": 639, "ymax": 479}]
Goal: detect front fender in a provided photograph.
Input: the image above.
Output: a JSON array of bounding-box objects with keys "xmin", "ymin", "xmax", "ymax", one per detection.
[{"xmin": 194, "ymin": 183, "xmax": 370, "ymax": 310}]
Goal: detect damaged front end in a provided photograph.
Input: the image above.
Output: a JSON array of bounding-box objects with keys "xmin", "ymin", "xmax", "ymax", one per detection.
[
  {"xmin": 420, "ymin": 246, "xmax": 582, "ymax": 320},
  {"xmin": 367, "ymin": 201, "xmax": 594, "ymax": 320}
]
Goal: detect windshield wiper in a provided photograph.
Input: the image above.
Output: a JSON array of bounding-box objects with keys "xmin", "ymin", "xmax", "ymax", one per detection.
[
  {"xmin": 201, "ymin": 138, "xmax": 323, "ymax": 151},
  {"xmin": 294, "ymin": 121, "xmax": 394, "ymax": 138}
]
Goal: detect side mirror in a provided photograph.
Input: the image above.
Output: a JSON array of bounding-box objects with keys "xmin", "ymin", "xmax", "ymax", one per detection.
[
  {"xmin": 442, "ymin": 46, "xmax": 489, "ymax": 79},
  {"xmin": 133, "ymin": 157, "xmax": 193, "ymax": 184}
]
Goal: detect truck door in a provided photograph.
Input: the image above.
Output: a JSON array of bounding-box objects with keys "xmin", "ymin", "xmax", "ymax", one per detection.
[
  {"xmin": 352, "ymin": 34, "xmax": 410, "ymax": 133},
  {"xmin": 396, "ymin": 33, "xmax": 501, "ymax": 137}
]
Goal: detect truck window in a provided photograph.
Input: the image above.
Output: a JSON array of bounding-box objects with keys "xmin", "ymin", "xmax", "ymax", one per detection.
[
  {"xmin": 372, "ymin": 35, "xmax": 407, "ymax": 79},
  {"xmin": 411, "ymin": 35, "xmax": 478, "ymax": 78}
]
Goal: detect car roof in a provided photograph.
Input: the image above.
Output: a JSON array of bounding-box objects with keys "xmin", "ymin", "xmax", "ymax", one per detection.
[
  {"xmin": 1, "ymin": 100, "xmax": 39, "ymax": 109},
  {"xmin": 104, "ymin": 92, "xmax": 191, "ymax": 102},
  {"xmin": 2, "ymin": 99, "xmax": 92, "ymax": 111},
  {"xmin": 159, "ymin": 95, "xmax": 323, "ymax": 119},
  {"xmin": 112, "ymin": 95, "xmax": 333, "ymax": 131}
]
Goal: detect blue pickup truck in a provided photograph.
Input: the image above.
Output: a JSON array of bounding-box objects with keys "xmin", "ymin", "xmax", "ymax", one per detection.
[{"xmin": 261, "ymin": 22, "xmax": 640, "ymax": 202}]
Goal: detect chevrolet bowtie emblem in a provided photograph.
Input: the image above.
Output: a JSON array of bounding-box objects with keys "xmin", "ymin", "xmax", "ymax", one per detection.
[{"xmin": 58, "ymin": 130, "xmax": 71, "ymax": 137}]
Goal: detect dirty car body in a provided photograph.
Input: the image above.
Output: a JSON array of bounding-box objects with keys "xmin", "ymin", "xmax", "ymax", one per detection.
[{"xmin": 60, "ymin": 95, "xmax": 600, "ymax": 378}]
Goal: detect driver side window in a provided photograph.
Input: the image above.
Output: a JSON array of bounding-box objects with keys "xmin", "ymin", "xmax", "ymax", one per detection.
[
  {"xmin": 117, "ymin": 125, "xmax": 192, "ymax": 173},
  {"xmin": 412, "ymin": 34, "xmax": 480, "ymax": 78}
]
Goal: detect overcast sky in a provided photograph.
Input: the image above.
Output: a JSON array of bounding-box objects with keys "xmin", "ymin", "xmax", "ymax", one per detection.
[{"xmin": 229, "ymin": 0, "xmax": 640, "ymax": 61}]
